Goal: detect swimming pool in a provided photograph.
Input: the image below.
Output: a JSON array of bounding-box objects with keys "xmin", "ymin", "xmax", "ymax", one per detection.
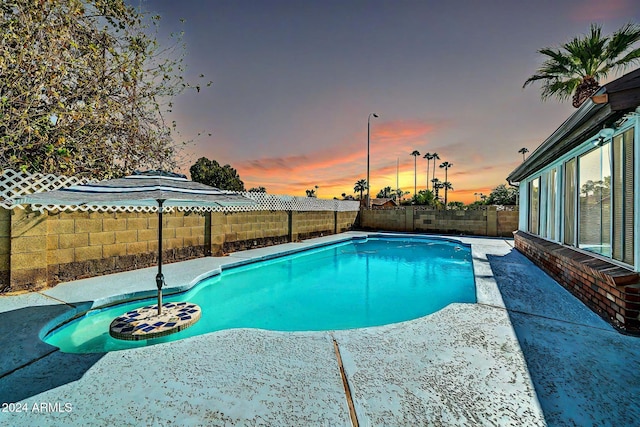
[{"xmin": 44, "ymin": 236, "xmax": 476, "ymax": 353}]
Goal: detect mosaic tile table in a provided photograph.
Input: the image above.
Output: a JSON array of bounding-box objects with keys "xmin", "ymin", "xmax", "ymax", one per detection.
[{"xmin": 109, "ymin": 302, "xmax": 201, "ymax": 340}]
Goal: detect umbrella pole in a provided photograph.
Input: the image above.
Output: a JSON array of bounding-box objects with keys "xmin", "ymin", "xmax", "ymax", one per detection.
[{"xmin": 156, "ymin": 199, "xmax": 165, "ymax": 315}]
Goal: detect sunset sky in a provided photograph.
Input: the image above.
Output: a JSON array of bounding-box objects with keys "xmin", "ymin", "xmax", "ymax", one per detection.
[{"xmin": 143, "ymin": 0, "xmax": 639, "ymax": 203}]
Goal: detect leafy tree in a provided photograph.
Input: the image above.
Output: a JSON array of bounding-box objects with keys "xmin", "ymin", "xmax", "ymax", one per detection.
[
  {"xmin": 486, "ymin": 183, "xmax": 518, "ymax": 205},
  {"xmin": 580, "ymin": 178, "xmax": 610, "ymax": 199},
  {"xmin": 305, "ymin": 189, "xmax": 316, "ymax": 198},
  {"xmin": 248, "ymin": 186, "xmax": 267, "ymax": 193},
  {"xmin": 0, "ymin": 0, "xmax": 208, "ymax": 178},
  {"xmin": 189, "ymin": 157, "xmax": 245, "ymax": 191},
  {"xmin": 353, "ymin": 179, "xmax": 367, "ymax": 200},
  {"xmin": 448, "ymin": 201, "xmax": 464, "ymax": 210},
  {"xmin": 376, "ymin": 186, "xmax": 393, "ymax": 198},
  {"xmin": 413, "ymin": 189, "xmax": 435, "ymax": 206},
  {"xmin": 468, "ymin": 200, "xmax": 485, "ymax": 208},
  {"xmin": 395, "ymin": 188, "xmax": 410, "ymax": 204},
  {"xmin": 523, "ymin": 23, "xmax": 640, "ymax": 108}
]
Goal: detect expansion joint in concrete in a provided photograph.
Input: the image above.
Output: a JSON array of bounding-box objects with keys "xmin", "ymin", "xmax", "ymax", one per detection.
[
  {"xmin": 0, "ymin": 348, "xmax": 58, "ymax": 380},
  {"xmin": 331, "ymin": 336, "xmax": 358, "ymax": 427},
  {"xmin": 36, "ymin": 291, "xmax": 77, "ymax": 308},
  {"xmin": 477, "ymin": 302, "xmax": 617, "ymax": 334}
]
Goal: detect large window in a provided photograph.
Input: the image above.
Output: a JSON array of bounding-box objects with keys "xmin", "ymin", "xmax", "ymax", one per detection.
[
  {"xmin": 529, "ymin": 177, "xmax": 540, "ymax": 234},
  {"xmin": 578, "ymin": 144, "xmax": 611, "ymax": 256},
  {"xmin": 612, "ymin": 128, "xmax": 634, "ymax": 265},
  {"xmin": 527, "ymin": 125, "xmax": 635, "ymax": 267},
  {"xmin": 547, "ymin": 169, "xmax": 557, "ymax": 240},
  {"xmin": 564, "ymin": 159, "xmax": 576, "ymax": 245}
]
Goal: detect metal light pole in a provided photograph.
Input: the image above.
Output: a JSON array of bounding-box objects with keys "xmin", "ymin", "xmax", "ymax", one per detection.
[{"xmin": 366, "ymin": 112, "xmax": 379, "ymax": 209}]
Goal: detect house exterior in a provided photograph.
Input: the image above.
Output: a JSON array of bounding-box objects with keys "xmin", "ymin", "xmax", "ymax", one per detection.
[
  {"xmin": 507, "ymin": 68, "xmax": 640, "ymax": 334},
  {"xmin": 371, "ymin": 198, "xmax": 398, "ymax": 208}
]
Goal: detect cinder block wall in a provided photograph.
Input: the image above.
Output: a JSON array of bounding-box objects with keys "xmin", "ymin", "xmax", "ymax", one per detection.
[
  {"xmin": 337, "ymin": 211, "xmax": 357, "ymax": 233},
  {"xmin": 497, "ymin": 210, "xmax": 519, "ymax": 237},
  {"xmin": 292, "ymin": 211, "xmax": 334, "ymax": 240},
  {"xmin": 414, "ymin": 209, "xmax": 487, "ymax": 235},
  {"xmin": 359, "ymin": 207, "xmax": 518, "ymax": 237},
  {"xmin": 0, "ymin": 208, "xmax": 12, "ymax": 291},
  {"xmin": 359, "ymin": 209, "xmax": 410, "ymax": 231},
  {"xmin": 219, "ymin": 210, "xmax": 290, "ymax": 253},
  {"xmin": 1, "ymin": 208, "xmax": 359, "ymax": 292},
  {"xmin": 515, "ymin": 231, "xmax": 640, "ymax": 335},
  {"xmin": 9, "ymin": 208, "xmax": 48, "ymax": 291},
  {"xmin": 45, "ymin": 210, "xmax": 208, "ymax": 286}
]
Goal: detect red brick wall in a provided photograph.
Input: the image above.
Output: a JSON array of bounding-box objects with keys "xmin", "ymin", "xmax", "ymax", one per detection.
[{"xmin": 514, "ymin": 231, "xmax": 640, "ymax": 335}]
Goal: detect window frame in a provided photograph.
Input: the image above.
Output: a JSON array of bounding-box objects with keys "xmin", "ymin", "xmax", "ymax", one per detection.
[{"xmin": 521, "ymin": 119, "xmax": 637, "ymax": 270}]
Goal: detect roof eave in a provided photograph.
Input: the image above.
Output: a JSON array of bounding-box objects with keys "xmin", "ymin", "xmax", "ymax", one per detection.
[
  {"xmin": 507, "ymin": 92, "xmax": 607, "ymax": 183},
  {"xmin": 508, "ymin": 68, "xmax": 640, "ymax": 184}
]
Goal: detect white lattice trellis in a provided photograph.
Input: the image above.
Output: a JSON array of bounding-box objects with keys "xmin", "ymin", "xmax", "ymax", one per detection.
[
  {"xmin": 0, "ymin": 169, "xmax": 92, "ymax": 209},
  {"xmin": 0, "ymin": 169, "xmax": 360, "ymax": 213}
]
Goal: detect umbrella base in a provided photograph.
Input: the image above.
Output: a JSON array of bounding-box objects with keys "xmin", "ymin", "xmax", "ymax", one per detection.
[{"xmin": 109, "ymin": 302, "xmax": 201, "ymax": 341}]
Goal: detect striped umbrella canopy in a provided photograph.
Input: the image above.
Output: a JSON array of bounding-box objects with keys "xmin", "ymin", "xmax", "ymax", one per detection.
[{"xmin": 15, "ymin": 170, "xmax": 256, "ymax": 314}]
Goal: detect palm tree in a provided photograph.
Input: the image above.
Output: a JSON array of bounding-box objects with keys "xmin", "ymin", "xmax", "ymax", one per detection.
[
  {"xmin": 395, "ymin": 188, "xmax": 404, "ymax": 203},
  {"xmin": 439, "ymin": 161, "xmax": 453, "ymax": 208},
  {"xmin": 423, "ymin": 152, "xmax": 433, "ymax": 191},
  {"xmin": 354, "ymin": 179, "xmax": 367, "ymax": 200},
  {"xmin": 430, "ymin": 152, "xmax": 440, "ymax": 190},
  {"xmin": 431, "ymin": 177, "xmax": 441, "ymax": 193},
  {"xmin": 433, "ymin": 181, "xmax": 444, "ymax": 207},
  {"xmin": 410, "ymin": 150, "xmax": 420, "ymax": 203},
  {"xmin": 377, "ymin": 186, "xmax": 393, "ymax": 198},
  {"xmin": 442, "ymin": 182, "xmax": 453, "ymax": 208},
  {"xmin": 518, "ymin": 147, "xmax": 529, "ymax": 162},
  {"xmin": 523, "ymin": 23, "xmax": 640, "ymax": 108}
]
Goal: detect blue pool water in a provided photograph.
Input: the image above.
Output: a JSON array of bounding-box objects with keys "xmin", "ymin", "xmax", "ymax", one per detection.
[{"xmin": 44, "ymin": 237, "xmax": 476, "ymax": 353}]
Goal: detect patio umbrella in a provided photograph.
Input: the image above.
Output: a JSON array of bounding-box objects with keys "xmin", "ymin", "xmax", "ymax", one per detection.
[{"xmin": 14, "ymin": 170, "xmax": 256, "ymax": 315}]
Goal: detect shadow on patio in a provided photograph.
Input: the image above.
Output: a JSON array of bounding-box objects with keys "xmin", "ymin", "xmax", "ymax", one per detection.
[
  {"xmin": 487, "ymin": 249, "xmax": 640, "ymax": 426},
  {"xmin": 0, "ymin": 302, "xmax": 106, "ymax": 403}
]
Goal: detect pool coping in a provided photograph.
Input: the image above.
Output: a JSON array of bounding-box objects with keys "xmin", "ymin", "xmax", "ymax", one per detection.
[
  {"xmin": 3, "ymin": 231, "xmax": 637, "ymax": 425},
  {"xmin": 37, "ymin": 232, "xmax": 495, "ymax": 344}
]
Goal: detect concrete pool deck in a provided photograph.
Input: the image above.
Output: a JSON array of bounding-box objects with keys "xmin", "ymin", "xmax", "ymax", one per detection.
[{"xmin": 1, "ymin": 232, "xmax": 639, "ymax": 426}]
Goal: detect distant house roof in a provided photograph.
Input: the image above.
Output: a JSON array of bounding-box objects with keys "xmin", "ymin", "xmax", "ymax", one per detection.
[
  {"xmin": 371, "ymin": 198, "xmax": 397, "ymax": 207},
  {"xmin": 507, "ymin": 68, "xmax": 640, "ymax": 183}
]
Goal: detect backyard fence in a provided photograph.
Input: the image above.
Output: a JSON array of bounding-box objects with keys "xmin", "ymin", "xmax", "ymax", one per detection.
[
  {"xmin": 359, "ymin": 205, "xmax": 518, "ymax": 237},
  {"xmin": 0, "ymin": 168, "xmax": 359, "ymax": 213},
  {"xmin": 0, "ymin": 170, "xmax": 359, "ymax": 292}
]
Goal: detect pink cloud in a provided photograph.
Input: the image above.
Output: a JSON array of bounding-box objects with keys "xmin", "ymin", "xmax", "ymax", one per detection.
[
  {"xmin": 237, "ymin": 119, "xmax": 448, "ymax": 196},
  {"xmin": 372, "ymin": 119, "xmax": 447, "ymax": 145},
  {"xmin": 569, "ymin": 0, "xmax": 633, "ymax": 22}
]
